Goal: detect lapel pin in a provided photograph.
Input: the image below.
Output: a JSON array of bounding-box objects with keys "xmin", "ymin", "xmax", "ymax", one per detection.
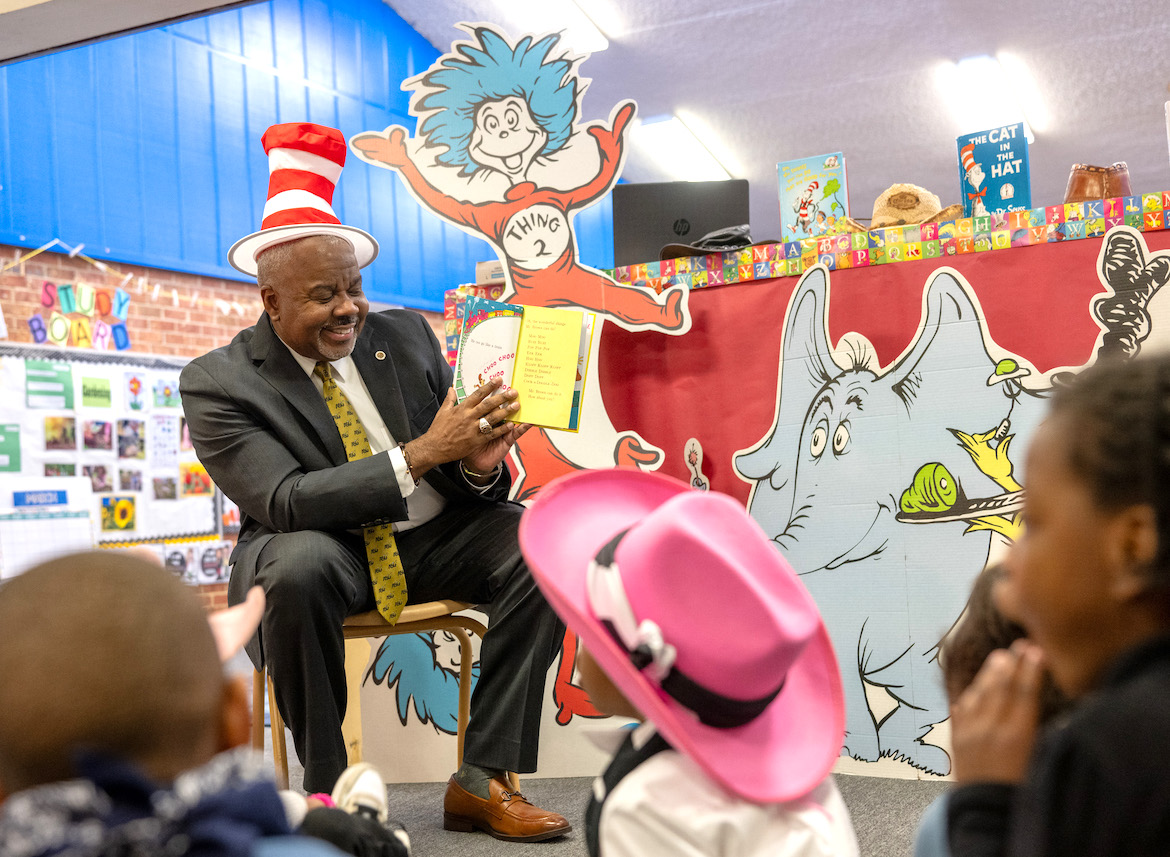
[{"xmin": 375, "ymin": 350, "xmax": 386, "ymax": 360}]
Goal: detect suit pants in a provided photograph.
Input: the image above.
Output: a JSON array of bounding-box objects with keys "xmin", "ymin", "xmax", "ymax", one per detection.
[{"xmin": 231, "ymin": 501, "xmax": 565, "ymax": 793}]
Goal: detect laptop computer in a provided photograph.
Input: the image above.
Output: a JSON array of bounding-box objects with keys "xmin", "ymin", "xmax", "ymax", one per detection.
[{"xmin": 611, "ymin": 179, "xmax": 750, "ymax": 267}]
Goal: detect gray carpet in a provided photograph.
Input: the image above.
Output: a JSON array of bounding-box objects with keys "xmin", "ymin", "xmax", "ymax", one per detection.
[
  {"xmin": 379, "ymin": 774, "xmax": 948, "ymax": 857},
  {"xmin": 260, "ymin": 724, "xmax": 948, "ymax": 857}
]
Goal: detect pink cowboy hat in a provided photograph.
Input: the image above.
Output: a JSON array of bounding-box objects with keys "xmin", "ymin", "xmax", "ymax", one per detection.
[
  {"xmin": 519, "ymin": 468, "xmax": 845, "ymax": 803},
  {"xmin": 228, "ymin": 122, "xmax": 378, "ymax": 276}
]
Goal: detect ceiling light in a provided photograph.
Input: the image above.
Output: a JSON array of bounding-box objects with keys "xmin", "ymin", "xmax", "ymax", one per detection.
[
  {"xmin": 995, "ymin": 51, "xmax": 1049, "ymax": 135},
  {"xmin": 629, "ymin": 116, "xmax": 732, "ymax": 182},
  {"xmin": 496, "ymin": 0, "xmax": 609, "ymax": 54},
  {"xmin": 936, "ymin": 54, "xmax": 1043, "ymax": 143}
]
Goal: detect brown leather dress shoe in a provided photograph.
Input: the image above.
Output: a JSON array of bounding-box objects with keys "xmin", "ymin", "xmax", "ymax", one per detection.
[{"xmin": 443, "ymin": 775, "xmax": 571, "ymax": 842}]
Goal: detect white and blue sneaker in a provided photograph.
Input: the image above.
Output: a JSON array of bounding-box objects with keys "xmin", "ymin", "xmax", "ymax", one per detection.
[{"xmin": 331, "ymin": 762, "xmax": 389, "ymax": 825}]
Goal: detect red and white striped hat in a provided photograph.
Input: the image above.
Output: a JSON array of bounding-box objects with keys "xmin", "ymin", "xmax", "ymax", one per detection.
[
  {"xmin": 228, "ymin": 122, "xmax": 378, "ymax": 277},
  {"xmin": 960, "ymin": 143, "xmax": 977, "ymax": 175}
]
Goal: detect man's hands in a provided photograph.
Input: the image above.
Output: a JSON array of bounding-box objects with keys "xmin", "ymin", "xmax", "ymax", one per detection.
[
  {"xmin": 951, "ymin": 639, "xmax": 1047, "ymax": 784},
  {"xmin": 404, "ymin": 378, "xmax": 531, "ymax": 482}
]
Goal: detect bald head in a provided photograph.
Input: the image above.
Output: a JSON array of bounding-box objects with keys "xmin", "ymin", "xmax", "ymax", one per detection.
[
  {"xmin": 0, "ymin": 552, "xmax": 224, "ymax": 793},
  {"xmin": 256, "ymin": 234, "xmax": 368, "ymax": 363},
  {"xmin": 255, "ymin": 233, "xmax": 354, "ymax": 291}
]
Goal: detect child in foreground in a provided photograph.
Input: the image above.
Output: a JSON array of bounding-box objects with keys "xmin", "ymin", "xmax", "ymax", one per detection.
[
  {"xmin": 519, "ymin": 468, "xmax": 859, "ymax": 857},
  {"xmin": 0, "ymin": 551, "xmax": 407, "ymax": 857},
  {"xmin": 912, "ymin": 564, "xmax": 1066, "ymax": 857},
  {"xmin": 948, "ymin": 354, "xmax": 1170, "ymax": 856}
]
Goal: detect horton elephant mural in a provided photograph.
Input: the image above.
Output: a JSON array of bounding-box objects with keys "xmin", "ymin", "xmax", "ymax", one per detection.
[{"xmin": 735, "ymin": 225, "xmax": 1170, "ymax": 773}]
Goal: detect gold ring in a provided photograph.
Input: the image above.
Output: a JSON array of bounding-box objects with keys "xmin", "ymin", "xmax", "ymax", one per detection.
[{"xmin": 478, "ymin": 417, "xmax": 492, "ymax": 435}]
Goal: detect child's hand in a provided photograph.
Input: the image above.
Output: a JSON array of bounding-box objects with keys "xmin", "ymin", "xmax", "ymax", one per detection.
[{"xmin": 951, "ymin": 639, "xmax": 1046, "ymax": 784}]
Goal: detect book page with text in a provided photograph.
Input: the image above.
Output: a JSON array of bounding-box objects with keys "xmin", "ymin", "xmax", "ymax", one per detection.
[{"xmin": 511, "ymin": 305, "xmax": 585, "ymax": 430}]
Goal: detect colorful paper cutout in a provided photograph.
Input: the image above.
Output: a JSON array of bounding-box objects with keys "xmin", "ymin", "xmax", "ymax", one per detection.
[
  {"xmin": 83, "ymin": 463, "xmax": 113, "ymax": 492},
  {"xmin": 124, "ymin": 373, "xmax": 145, "ymax": 410},
  {"xmin": 153, "ymin": 378, "xmax": 182, "ymax": 408},
  {"xmin": 82, "ymin": 420, "xmax": 113, "ymax": 451},
  {"xmin": 153, "ymin": 476, "xmax": 177, "ymax": 500},
  {"xmin": 0, "ymin": 424, "xmax": 20, "ymax": 472},
  {"xmin": 81, "ymin": 377, "xmax": 112, "ymax": 408},
  {"xmin": 43, "ymin": 417, "xmax": 76, "ymax": 451},
  {"xmin": 101, "ymin": 496, "xmax": 136, "ymax": 531},
  {"xmin": 118, "ymin": 469, "xmax": 143, "ymax": 491},
  {"xmin": 117, "ymin": 419, "xmax": 145, "ymax": 459},
  {"xmin": 180, "ymin": 462, "xmax": 214, "ymax": 497},
  {"xmin": 26, "ymin": 360, "xmax": 74, "ymax": 410}
]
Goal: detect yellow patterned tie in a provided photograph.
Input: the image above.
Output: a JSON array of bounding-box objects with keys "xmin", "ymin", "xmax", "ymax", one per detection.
[{"xmin": 314, "ymin": 361, "xmax": 407, "ymax": 624}]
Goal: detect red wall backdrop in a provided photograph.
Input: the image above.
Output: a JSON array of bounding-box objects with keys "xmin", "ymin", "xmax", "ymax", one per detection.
[{"xmin": 598, "ymin": 231, "xmax": 1170, "ymax": 504}]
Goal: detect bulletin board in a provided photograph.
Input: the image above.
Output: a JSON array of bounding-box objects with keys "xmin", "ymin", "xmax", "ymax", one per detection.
[{"xmin": 0, "ymin": 343, "xmax": 217, "ymax": 544}]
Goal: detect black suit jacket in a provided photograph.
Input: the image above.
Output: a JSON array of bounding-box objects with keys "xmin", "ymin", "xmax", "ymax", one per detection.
[{"xmin": 180, "ymin": 308, "xmax": 511, "ymax": 578}]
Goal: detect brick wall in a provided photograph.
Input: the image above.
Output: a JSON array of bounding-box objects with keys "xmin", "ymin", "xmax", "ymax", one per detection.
[
  {"xmin": 0, "ymin": 242, "xmax": 446, "ymax": 611},
  {"xmin": 0, "ymin": 244, "xmax": 446, "ymax": 355},
  {"xmin": 198, "ymin": 582, "xmax": 230, "ymax": 612}
]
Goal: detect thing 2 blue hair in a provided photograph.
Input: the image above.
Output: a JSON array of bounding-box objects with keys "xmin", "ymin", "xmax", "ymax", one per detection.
[
  {"xmin": 414, "ymin": 27, "xmax": 579, "ymax": 176},
  {"xmin": 368, "ymin": 632, "xmax": 480, "ymax": 735}
]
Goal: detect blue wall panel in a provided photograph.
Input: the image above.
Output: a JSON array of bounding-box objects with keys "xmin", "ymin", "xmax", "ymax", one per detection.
[
  {"xmin": 52, "ymin": 50, "xmax": 100, "ymax": 251},
  {"xmin": 138, "ymin": 31, "xmax": 182, "ymax": 264},
  {"xmin": 8, "ymin": 60, "xmax": 57, "ymax": 244},
  {"xmin": 0, "ymin": 0, "xmax": 617, "ymax": 310},
  {"xmin": 0, "ymin": 71, "xmax": 12, "ymax": 238},
  {"xmin": 173, "ymin": 36, "xmax": 219, "ymax": 264},
  {"xmin": 96, "ymin": 36, "xmax": 146, "ymax": 257},
  {"xmin": 575, "ymin": 192, "xmax": 615, "ymax": 271}
]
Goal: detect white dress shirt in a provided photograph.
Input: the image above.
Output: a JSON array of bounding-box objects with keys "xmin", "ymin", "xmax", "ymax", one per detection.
[{"xmin": 282, "ymin": 342, "xmax": 496, "ymax": 532}]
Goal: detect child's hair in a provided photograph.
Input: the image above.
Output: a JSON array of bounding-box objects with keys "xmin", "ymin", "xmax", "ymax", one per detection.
[
  {"xmin": 1049, "ymin": 353, "xmax": 1170, "ymax": 594},
  {"xmin": 943, "ymin": 564, "xmax": 1066, "ymax": 722},
  {"xmin": 942, "ymin": 564, "xmax": 1024, "ymax": 703},
  {"xmin": 0, "ymin": 552, "xmax": 224, "ymax": 793}
]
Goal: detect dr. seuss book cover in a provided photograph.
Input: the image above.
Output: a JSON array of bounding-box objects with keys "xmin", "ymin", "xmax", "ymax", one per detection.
[
  {"xmin": 453, "ymin": 296, "xmax": 596, "ymax": 432},
  {"xmin": 956, "ymin": 123, "xmax": 1031, "ymax": 217},
  {"xmin": 777, "ymin": 153, "xmax": 850, "ymax": 239}
]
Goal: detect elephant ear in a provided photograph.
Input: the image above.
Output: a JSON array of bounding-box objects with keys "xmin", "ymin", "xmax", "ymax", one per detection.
[
  {"xmin": 735, "ymin": 265, "xmax": 838, "ymax": 490},
  {"xmin": 886, "ymin": 269, "xmax": 994, "ymax": 414},
  {"xmin": 781, "ymin": 266, "xmax": 838, "ymax": 395}
]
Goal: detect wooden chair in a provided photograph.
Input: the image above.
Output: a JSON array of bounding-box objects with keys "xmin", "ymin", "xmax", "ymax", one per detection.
[{"xmin": 252, "ymin": 599, "xmax": 488, "ymax": 790}]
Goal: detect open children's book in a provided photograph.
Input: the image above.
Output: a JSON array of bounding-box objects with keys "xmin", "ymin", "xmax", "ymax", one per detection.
[{"xmin": 453, "ymin": 297, "xmax": 596, "ymax": 432}]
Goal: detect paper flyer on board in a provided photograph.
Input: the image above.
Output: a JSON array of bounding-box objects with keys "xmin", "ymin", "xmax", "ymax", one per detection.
[{"xmin": 453, "ymin": 296, "xmax": 595, "ymax": 432}]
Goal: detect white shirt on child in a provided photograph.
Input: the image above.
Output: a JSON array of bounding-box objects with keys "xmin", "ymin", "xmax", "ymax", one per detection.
[{"xmin": 597, "ymin": 723, "xmax": 859, "ymax": 857}]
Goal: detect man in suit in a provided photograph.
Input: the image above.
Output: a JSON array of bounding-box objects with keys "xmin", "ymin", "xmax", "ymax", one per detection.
[{"xmin": 179, "ymin": 123, "xmax": 569, "ymax": 842}]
